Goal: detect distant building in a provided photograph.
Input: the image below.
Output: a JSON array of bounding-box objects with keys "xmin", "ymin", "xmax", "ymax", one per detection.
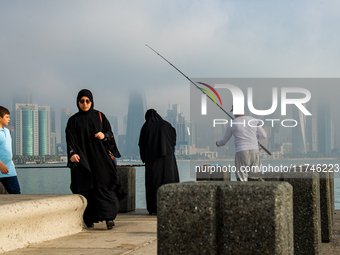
[
  {"xmin": 166, "ymin": 104, "xmax": 188, "ymax": 153},
  {"xmin": 305, "ymin": 101, "xmax": 318, "ymax": 152},
  {"xmin": 50, "ymin": 108, "xmax": 56, "ymax": 133},
  {"xmin": 292, "ymin": 104, "xmax": 307, "ymax": 154},
  {"xmin": 60, "ymin": 108, "xmax": 72, "ymax": 155},
  {"xmin": 50, "ymin": 132, "xmax": 57, "ymax": 156},
  {"xmin": 317, "ymin": 98, "xmax": 332, "ymax": 154},
  {"xmin": 124, "ymin": 91, "xmax": 147, "ymax": 156},
  {"xmin": 38, "ymin": 106, "xmax": 51, "ymax": 155},
  {"xmin": 12, "ymin": 91, "xmax": 30, "ymax": 153},
  {"xmin": 187, "ymin": 122, "xmax": 196, "ymax": 147},
  {"xmin": 107, "ymin": 116, "xmax": 118, "ymax": 136},
  {"xmin": 15, "ymin": 103, "xmax": 39, "ymax": 156}
]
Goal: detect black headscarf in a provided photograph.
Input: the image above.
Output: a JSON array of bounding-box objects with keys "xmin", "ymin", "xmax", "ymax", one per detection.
[
  {"xmin": 77, "ymin": 89, "xmax": 94, "ymax": 112},
  {"xmin": 145, "ymin": 109, "xmax": 163, "ymax": 123},
  {"xmin": 139, "ymin": 109, "xmax": 177, "ymax": 163}
]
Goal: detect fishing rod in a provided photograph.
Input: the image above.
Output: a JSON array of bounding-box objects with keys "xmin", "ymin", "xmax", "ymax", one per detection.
[{"xmin": 146, "ymin": 44, "xmax": 271, "ymax": 156}]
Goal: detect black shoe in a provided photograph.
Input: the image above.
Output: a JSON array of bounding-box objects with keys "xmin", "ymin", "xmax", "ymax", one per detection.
[
  {"xmin": 85, "ymin": 222, "xmax": 94, "ymax": 228},
  {"xmin": 106, "ymin": 220, "xmax": 115, "ymax": 230}
]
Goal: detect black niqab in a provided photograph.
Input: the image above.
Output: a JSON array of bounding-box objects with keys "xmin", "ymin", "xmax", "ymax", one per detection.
[
  {"xmin": 139, "ymin": 109, "xmax": 176, "ymax": 163},
  {"xmin": 138, "ymin": 109, "xmax": 179, "ymax": 214}
]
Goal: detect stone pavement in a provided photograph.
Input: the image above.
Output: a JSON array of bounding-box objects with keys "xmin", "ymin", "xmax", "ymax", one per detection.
[
  {"xmin": 3, "ymin": 209, "xmax": 340, "ymax": 255},
  {"xmin": 3, "ymin": 209, "xmax": 157, "ymax": 255}
]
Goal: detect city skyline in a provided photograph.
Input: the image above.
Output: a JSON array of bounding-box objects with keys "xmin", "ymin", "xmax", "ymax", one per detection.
[
  {"xmin": 6, "ymin": 79, "xmax": 340, "ymax": 157},
  {"xmin": 2, "ymin": 1, "xmax": 340, "ymax": 146}
]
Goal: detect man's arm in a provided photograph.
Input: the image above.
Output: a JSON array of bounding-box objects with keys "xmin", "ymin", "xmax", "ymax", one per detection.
[
  {"xmin": 0, "ymin": 160, "xmax": 9, "ymax": 174},
  {"xmin": 216, "ymin": 125, "xmax": 232, "ymax": 147},
  {"xmin": 256, "ymin": 126, "xmax": 267, "ymax": 140}
]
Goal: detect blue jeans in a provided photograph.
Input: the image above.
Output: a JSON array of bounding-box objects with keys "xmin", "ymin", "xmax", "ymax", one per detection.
[{"xmin": 0, "ymin": 176, "xmax": 21, "ymax": 194}]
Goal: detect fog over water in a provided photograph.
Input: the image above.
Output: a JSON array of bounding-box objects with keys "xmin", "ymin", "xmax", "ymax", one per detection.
[{"xmin": 1, "ymin": 1, "xmax": 340, "ymax": 143}]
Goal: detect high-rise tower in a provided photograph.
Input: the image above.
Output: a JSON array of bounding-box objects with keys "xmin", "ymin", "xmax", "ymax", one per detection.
[
  {"xmin": 125, "ymin": 91, "xmax": 147, "ymax": 156},
  {"xmin": 318, "ymin": 98, "xmax": 332, "ymax": 154},
  {"xmin": 15, "ymin": 103, "xmax": 39, "ymax": 156},
  {"xmin": 38, "ymin": 106, "xmax": 51, "ymax": 155},
  {"xmin": 292, "ymin": 104, "xmax": 307, "ymax": 154},
  {"xmin": 60, "ymin": 108, "xmax": 72, "ymax": 155}
]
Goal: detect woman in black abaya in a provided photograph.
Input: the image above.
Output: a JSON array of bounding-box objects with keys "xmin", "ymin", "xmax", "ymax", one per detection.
[
  {"xmin": 66, "ymin": 89, "xmax": 125, "ymax": 229},
  {"xmin": 139, "ymin": 109, "xmax": 180, "ymax": 215}
]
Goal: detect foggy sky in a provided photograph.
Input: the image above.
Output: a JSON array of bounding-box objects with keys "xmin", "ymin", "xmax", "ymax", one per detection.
[{"xmin": 1, "ymin": 0, "xmax": 340, "ymax": 142}]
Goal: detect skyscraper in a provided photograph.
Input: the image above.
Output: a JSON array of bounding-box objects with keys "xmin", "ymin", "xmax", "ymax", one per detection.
[
  {"xmin": 305, "ymin": 101, "xmax": 318, "ymax": 152},
  {"xmin": 292, "ymin": 105, "xmax": 307, "ymax": 154},
  {"xmin": 15, "ymin": 103, "xmax": 39, "ymax": 156},
  {"xmin": 124, "ymin": 91, "xmax": 147, "ymax": 156},
  {"xmin": 60, "ymin": 108, "xmax": 72, "ymax": 155},
  {"xmin": 166, "ymin": 104, "xmax": 188, "ymax": 153},
  {"xmin": 38, "ymin": 106, "xmax": 51, "ymax": 155},
  {"xmin": 107, "ymin": 116, "xmax": 118, "ymax": 136},
  {"xmin": 317, "ymin": 98, "xmax": 332, "ymax": 154}
]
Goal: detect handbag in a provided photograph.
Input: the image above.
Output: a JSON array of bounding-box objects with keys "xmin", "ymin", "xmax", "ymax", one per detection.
[{"xmin": 98, "ymin": 111, "xmax": 119, "ymax": 164}]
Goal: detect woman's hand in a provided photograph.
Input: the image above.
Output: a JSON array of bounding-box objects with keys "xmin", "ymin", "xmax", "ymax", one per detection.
[
  {"xmin": 95, "ymin": 132, "xmax": 105, "ymax": 140},
  {"xmin": 70, "ymin": 154, "xmax": 80, "ymax": 163}
]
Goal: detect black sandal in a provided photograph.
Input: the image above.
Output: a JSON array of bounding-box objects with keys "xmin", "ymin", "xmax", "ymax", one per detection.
[{"xmin": 106, "ymin": 220, "xmax": 115, "ymax": 230}]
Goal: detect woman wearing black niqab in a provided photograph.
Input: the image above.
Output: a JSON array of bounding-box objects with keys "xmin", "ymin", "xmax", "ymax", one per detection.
[
  {"xmin": 66, "ymin": 89, "xmax": 125, "ymax": 229},
  {"xmin": 138, "ymin": 109, "xmax": 180, "ymax": 215}
]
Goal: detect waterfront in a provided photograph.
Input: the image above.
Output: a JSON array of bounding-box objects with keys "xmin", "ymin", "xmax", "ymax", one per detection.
[{"xmin": 15, "ymin": 158, "xmax": 340, "ymax": 209}]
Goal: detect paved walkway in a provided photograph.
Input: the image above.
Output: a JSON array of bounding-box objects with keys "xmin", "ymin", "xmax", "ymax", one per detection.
[
  {"xmin": 4, "ymin": 209, "xmax": 157, "ymax": 255},
  {"xmin": 3, "ymin": 209, "xmax": 340, "ymax": 254}
]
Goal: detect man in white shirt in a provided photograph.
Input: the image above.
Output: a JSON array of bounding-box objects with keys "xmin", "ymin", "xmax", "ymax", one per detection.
[{"xmin": 216, "ymin": 109, "xmax": 267, "ymax": 181}]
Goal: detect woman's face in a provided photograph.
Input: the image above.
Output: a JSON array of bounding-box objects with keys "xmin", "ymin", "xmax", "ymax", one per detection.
[{"xmin": 78, "ymin": 96, "xmax": 92, "ymax": 111}]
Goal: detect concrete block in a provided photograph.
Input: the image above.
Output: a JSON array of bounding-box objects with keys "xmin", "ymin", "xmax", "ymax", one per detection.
[
  {"xmin": 158, "ymin": 181, "xmax": 293, "ymax": 255},
  {"xmin": 117, "ymin": 166, "xmax": 135, "ymax": 213},
  {"xmin": 196, "ymin": 164, "xmax": 231, "ymax": 181},
  {"xmin": 282, "ymin": 172, "xmax": 321, "ymax": 255},
  {"xmin": 296, "ymin": 166, "xmax": 333, "ymax": 243},
  {"xmin": 0, "ymin": 194, "xmax": 87, "ymax": 253},
  {"xmin": 158, "ymin": 182, "xmax": 219, "ymax": 254},
  {"xmin": 319, "ymin": 171, "xmax": 332, "ymax": 242},
  {"xmin": 217, "ymin": 182, "xmax": 293, "ymax": 255}
]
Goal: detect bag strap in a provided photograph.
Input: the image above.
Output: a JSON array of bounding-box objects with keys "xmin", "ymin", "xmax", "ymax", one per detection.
[{"xmin": 98, "ymin": 111, "xmax": 102, "ymax": 123}]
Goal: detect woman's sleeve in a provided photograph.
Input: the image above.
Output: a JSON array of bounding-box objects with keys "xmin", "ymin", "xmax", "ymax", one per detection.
[
  {"xmin": 101, "ymin": 112, "xmax": 121, "ymax": 158},
  {"xmin": 65, "ymin": 118, "xmax": 76, "ymax": 167}
]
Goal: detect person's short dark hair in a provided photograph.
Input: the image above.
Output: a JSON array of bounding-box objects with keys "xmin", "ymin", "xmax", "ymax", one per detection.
[{"xmin": 0, "ymin": 106, "xmax": 10, "ymax": 118}]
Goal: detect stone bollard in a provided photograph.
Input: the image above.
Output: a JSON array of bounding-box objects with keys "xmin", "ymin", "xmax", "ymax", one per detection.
[
  {"xmin": 117, "ymin": 166, "xmax": 135, "ymax": 213},
  {"xmin": 250, "ymin": 172, "xmax": 322, "ymax": 254},
  {"xmin": 281, "ymin": 172, "xmax": 321, "ymax": 255},
  {"xmin": 158, "ymin": 182, "xmax": 293, "ymax": 255},
  {"xmin": 297, "ymin": 166, "xmax": 333, "ymax": 242},
  {"xmin": 319, "ymin": 170, "xmax": 332, "ymax": 242},
  {"xmin": 196, "ymin": 164, "xmax": 231, "ymax": 181}
]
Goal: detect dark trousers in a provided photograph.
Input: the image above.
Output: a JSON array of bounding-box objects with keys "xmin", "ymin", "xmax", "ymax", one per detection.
[{"xmin": 0, "ymin": 176, "xmax": 21, "ymax": 194}]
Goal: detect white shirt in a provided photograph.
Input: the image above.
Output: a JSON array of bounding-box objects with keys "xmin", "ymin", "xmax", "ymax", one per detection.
[{"xmin": 217, "ymin": 116, "xmax": 267, "ymax": 153}]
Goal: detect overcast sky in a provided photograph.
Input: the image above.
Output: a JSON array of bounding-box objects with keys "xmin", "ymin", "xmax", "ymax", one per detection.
[{"xmin": 1, "ymin": 0, "xmax": 340, "ymax": 141}]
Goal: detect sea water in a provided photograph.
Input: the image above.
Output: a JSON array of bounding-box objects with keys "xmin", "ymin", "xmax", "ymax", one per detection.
[{"xmin": 15, "ymin": 159, "xmax": 340, "ymax": 209}]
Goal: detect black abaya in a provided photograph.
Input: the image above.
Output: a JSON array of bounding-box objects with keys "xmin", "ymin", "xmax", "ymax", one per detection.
[
  {"xmin": 139, "ymin": 109, "xmax": 180, "ymax": 214},
  {"xmin": 66, "ymin": 90, "xmax": 125, "ymax": 226}
]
